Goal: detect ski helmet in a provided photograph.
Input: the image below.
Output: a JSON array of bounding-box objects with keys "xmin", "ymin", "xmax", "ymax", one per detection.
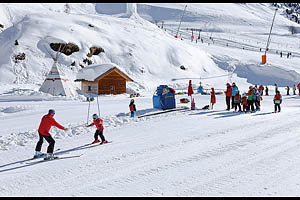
[
  {"xmin": 48, "ymin": 109, "xmax": 55, "ymax": 115},
  {"xmin": 92, "ymin": 114, "xmax": 98, "ymax": 119},
  {"xmin": 130, "ymin": 99, "xmax": 134, "ymax": 103}
]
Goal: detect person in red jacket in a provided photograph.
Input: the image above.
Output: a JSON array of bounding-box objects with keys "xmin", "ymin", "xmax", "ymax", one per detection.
[
  {"xmin": 241, "ymin": 93, "xmax": 248, "ymax": 112},
  {"xmin": 210, "ymin": 88, "xmax": 216, "ymax": 109},
  {"xmin": 297, "ymin": 83, "xmax": 300, "ymax": 95},
  {"xmin": 35, "ymin": 109, "xmax": 68, "ymax": 159},
  {"xmin": 225, "ymin": 83, "xmax": 232, "ymax": 110},
  {"xmin": 129, "ymin": 99, "xmax": 137, "ymax": 118},
  {"xmin": 259, "ymin": 85, "xmax": 264, "ymax": 96},
  {"xmin": 273, "ymin": 91, "xmax": 282, "ymax": 113},
  {"xmin": 87, "ymin": 113, "xmax": 107, "ymax": 144}
]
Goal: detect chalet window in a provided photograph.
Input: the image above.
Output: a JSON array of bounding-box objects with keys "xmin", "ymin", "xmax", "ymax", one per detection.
[{"xmin": 88, "ymin": 86, "xmax": 91, "ymax": 91}]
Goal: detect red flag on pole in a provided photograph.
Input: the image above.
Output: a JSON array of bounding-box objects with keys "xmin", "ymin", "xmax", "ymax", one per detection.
[{"xmin": 188, "ymin": 80, "xmax": 194, "ymax": 96}]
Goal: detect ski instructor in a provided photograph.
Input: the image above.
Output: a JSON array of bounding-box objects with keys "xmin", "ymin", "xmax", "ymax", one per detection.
[{"xmin": 34, "ymin": 109, "xmax": 68, "ymax": 160}]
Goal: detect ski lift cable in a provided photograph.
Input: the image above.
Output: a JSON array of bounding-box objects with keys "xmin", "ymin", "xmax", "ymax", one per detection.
[{"xmin": 171, "ymin": 73, "xmax": 234, "ymax": 81}]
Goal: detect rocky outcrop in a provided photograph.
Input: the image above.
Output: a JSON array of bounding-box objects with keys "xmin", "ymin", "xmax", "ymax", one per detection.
[
  {"xmin": 50, "ymin": 42, "xmax": 79, "ymax": 56},
  {"xmin": 87, "ymin": 46, "xmax": 104, "ymax": 57}
]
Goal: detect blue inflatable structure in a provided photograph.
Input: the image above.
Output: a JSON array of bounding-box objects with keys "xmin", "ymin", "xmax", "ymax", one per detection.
[{"xmin": 153, "ymin": 85, "xmax": 176, "ymax": 110}]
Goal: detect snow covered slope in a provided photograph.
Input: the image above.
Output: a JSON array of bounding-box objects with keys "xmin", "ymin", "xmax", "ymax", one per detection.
[
  {"xmin": 2, "ymin": 3, "xmax": 300, "ymax": 196},
  {"xmin": 1, "ymin": 3, "xmax": 300, "ymax": 96}
]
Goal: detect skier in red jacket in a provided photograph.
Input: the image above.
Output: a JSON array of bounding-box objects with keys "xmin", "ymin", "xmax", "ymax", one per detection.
[
  {"xmin": 35, "ymin": 109, "xmax": 68, "ymax": 159},
  {"xmin": 87, "ymin": 114, "xmax": 108, "ymax": 144},
  {"xmin": 225, "ymin": 83, "xmax": 232, "ymax": 110}
]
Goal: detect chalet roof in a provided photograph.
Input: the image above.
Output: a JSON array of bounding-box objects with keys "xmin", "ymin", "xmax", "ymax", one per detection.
[{"xmin": 75, "ymin": 63, "xmax": 133, "ymax": 82}]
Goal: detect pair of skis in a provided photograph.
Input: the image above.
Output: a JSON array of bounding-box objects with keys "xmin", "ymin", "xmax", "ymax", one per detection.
[{"xmin": 24, "ymin": 141, "xmax": 112, "ymax": 164}]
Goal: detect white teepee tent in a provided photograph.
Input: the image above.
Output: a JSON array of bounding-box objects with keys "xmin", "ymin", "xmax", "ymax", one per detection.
[{"xmin": 39, "ymin": 44, "xmax": 76, "ymax": 96}]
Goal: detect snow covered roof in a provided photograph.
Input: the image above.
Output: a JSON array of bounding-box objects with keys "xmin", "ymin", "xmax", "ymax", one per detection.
[{"xmin": 75, "ymin": 63, "xmax": 132, "ymax": 82}]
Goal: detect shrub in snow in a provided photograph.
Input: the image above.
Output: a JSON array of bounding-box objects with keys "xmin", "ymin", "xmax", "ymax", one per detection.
[
  {"xmin": 13, "ymin": 52, "xmax": 25, "ymax": 63},
  {"xmin": 180, "ymin": 65, "xmax": 186, "ymax": 70}
]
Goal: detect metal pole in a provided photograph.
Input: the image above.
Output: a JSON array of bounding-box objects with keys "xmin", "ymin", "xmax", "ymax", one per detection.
[
  {"xmin": 87, "ymin": 93, "xmax": 91, "ymax": 124},
  {"xmin": 175, "ymin": 5, "xmax": 187, "ymax": 38},
  {"xmin": 265, "ymin": 8, "xmax": 278, "ymax": 55},
  {"xmin": 96, "ymin": 95, "xmax": 100, "ymax": 117}
]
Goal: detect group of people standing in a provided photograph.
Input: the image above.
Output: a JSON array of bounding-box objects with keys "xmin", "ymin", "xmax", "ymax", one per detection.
[
  {"xmin": 284, "ymin": 83, "xmax": 300, "ymax": 96},
  {"xmin": 224, "ymin": 82, "xmax": 262, "ymax": 113},
  {"xmin": 223, "ymin": 82, "xmax": 283, "ymax": 113}
]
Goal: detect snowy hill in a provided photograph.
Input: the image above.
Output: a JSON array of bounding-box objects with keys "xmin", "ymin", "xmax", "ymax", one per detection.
[
  {"xmin": 1, "ymin": 3, "xmax": 300, "ymax": 96},
  {"xmin": 2, "ymin": 3, "xmax": 300, "ymax": 196}
]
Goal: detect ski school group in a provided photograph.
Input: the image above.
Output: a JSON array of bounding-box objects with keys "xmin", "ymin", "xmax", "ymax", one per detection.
[
  {"xmin": 33, "ymin": 81, "xmax": 299, "ymax": 161},
  {"xmin": 34, "ymin": 99, "xmax": 137, "ymax": 161},
  {"xmin": 219, "ymin": 82, "xmax": 300, "ymax": 114}
]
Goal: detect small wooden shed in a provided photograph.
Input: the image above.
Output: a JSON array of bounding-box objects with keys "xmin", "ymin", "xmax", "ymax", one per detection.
[{"xmin": 75, "ymin": 63, "xmax": 133, "ymax": 95}]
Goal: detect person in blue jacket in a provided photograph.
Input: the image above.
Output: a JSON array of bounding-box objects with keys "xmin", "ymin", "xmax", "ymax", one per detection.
[{"xmin": 231, "ymin": 82, "xmax": 239, "ymax": 109}]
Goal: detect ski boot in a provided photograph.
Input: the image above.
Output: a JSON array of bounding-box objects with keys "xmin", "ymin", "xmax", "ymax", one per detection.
[
  {"xmin": 100, "ymin": 140, "xmax": 108, "ymax": 144},
  {"xmin": 92, "ymin": 140, "xmax": 100, "ymax": 144},
  {"xmin": 33, "ymin": 151, "xmax": 45, "ymax": 159},
  {"xmin": 44, "ymin": 153, "xmax": 58, "ymax": 160}
]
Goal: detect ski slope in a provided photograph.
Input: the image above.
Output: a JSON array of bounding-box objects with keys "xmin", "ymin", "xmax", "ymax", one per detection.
[
  {"xmin": 1, "ymin": 3, "xmax": 300, "ymax": 196},
  {"xmin": 1, "ymin": 93, "xmax": 300, "ymax": 196}
]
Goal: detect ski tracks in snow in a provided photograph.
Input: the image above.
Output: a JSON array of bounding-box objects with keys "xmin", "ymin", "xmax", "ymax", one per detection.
[{"xmin": 32, "ymin": 109, "xmax": 300, "ymax": 196}]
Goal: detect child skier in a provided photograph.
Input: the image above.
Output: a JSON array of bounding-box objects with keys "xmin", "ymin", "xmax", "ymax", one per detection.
[
  {"xmin": 129, "ymin": 99, "xmax": 136, "ymax": 118},
  {"xmin": 254, "ymin": 90, "xmax": 262, "ymax": 111},
  {"xmin": 273, "ymin": 91, "xmax": 282, "ymax": 113},
  {"xmin": 210, "ymin": 88, "xmax": 216, "ymax": 109},
  {"xmin": 233, "ymin": 90, "xmax": 242, "ymax": 112},
  {"xmin": 87, "ymin": 114, "xmax": 108, "ymax": 144},
  {"xmin": 241, "ymin": 93, "xmax": 248, "ymax": 112},
  {"xmin": 247, "ymin": 86, "xmax": 255, "ymax": 113},
  {"xmin": 34, "ymin": 109, "xmax": 68, "ymax": 160}
]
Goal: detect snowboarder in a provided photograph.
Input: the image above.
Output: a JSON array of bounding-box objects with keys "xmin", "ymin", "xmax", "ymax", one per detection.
[
  {"xmin": 210, "ymin": 87, "xmax": 216, "ymax": 109},
  {"xmin": 87, "ymin": 114, "xmax": 108, "ymax": 144},
  {"xmin": 231, "ymin": 82, "xmax": 239, "ymax": 109},
  {"xmin": 225, "ymin": 83, "xmax": 232, "ymax": 111},
  {"xmin": 34, "ymin": 109, "xmax": 68, "ymax": 160},
  {"xmin": 273, "ymin": 91, "xmax": 282, "ymax": 113},
  {"xmin": 286, "ymin": 86, "xmax": 290, "ymax": 95},
  {"xmin": 129, "ymin": 99, "xmax": 136, "ymax": 118},
  {"xmin": 265, "ymin": 86, "xmax": 269, "ymax": 96},
  {"xmin": 233, "ymin": 90, "xmax": 242, "ymax": 112}
]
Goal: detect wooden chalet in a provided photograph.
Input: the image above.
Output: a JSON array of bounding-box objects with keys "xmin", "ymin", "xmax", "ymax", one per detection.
[{"xmin": 75, "ymin": 63, "xmax": 133, "ymax": 95}]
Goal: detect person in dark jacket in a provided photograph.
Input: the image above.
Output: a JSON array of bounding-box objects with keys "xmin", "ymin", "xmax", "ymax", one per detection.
[
  {"xmin": 265, "ymin": 86, "xmax": 269, "ymax": 96},
  {"xmin": 35, "ymin": 109, "xmax": 68, "ymax": 159},
  {"xmin": 129, "ymin": 99, "xmax": 137, "ymax": 118}
]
